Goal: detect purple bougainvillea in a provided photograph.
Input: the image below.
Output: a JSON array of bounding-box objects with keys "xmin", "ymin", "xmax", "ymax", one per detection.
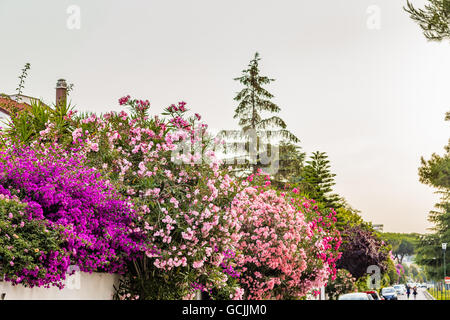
[{"xmin": 0, "ymin": 144, "xmax": 145, "ymax": 287}]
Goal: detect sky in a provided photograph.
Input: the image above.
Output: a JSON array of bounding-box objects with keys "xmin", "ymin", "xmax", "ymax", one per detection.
[{"xmin": 0, "ymin": 0, "xmax": 449, "ymax": 233}]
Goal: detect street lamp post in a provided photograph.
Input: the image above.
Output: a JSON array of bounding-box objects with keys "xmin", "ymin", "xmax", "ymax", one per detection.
[{"xmin": 443, "ymin": 243, "xmax": 447, "ymax": 298}]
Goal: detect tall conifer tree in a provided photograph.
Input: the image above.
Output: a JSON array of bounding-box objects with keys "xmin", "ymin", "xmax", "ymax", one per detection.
[
  {"xmin": 223, "ymin": 52, "xmax": 299, "ymax": 175},
  {"xmin": 302, "ymin": 151, "xmax": 340, "ymax": 208}
]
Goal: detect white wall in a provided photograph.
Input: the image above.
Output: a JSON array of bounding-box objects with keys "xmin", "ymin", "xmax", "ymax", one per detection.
[
  {"xmin": 0, "ymin": 272, "xmax": 120, "ymax": 300},
  {"xmin": 0, "ymin": 110, "xmax": 10, "ymax": 125}
]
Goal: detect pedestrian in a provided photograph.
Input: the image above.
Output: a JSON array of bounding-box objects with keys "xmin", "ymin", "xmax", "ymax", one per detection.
[
  {"xmin": 406, "ymin": 284, "xmax": 411, "ymax": 299},
  {"xmin": 413, "ymin": 286, "xmax": 418, "ymax": 299}
]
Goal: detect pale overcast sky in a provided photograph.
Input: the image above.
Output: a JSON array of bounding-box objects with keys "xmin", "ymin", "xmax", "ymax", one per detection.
[{"xmin": 1, "ymin": 0, "xmax": 449, "ymax": 233}]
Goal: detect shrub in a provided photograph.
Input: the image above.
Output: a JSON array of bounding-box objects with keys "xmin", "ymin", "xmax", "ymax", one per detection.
[
  {"xmin": 337, "ymin": 225, "xmax": 389, "ymax": 279},
  {"xmin": 232, "ymin": 173, "xmax": 342, "ymax": 299},
  {"xmin": 325, "ymin": 269, "xmax": 357, "ymax": 300},
  {"xmin": 47, "ymin": 98, "xmax": 244, "ymax": 299},
  {"xmin": 0, "ymin": 194, "xmax": 70, "ymax": 288},
  {"xmin": 0, "ymin": 142, "xmax": 144, "ymax": 285},
  {"xmin": 1, "ymin": 96, "xmax": 344, "ymax": 300}
]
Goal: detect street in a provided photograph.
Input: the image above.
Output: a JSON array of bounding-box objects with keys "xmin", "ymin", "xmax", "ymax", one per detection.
[{"xmin": 397, "ymin": 288, "xmax": 432, "ymax": 300}]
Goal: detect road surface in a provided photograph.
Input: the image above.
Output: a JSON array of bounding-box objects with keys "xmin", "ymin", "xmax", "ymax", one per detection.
[{"xmin": 397, "ymin": 288, "xmax": 431, "ymax": 300}]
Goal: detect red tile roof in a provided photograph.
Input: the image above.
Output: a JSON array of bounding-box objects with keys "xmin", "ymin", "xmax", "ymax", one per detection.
[{"xmin": 0, "ymin": 96, "xmax": 31, "ymax": 115}]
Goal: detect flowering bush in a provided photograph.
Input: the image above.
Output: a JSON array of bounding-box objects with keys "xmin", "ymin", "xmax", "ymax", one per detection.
[
  {"xmin": 232, "ymin": 173, "xmax": 342, "ymax": 299},
  {"xmin": 325, "ymin": 269, "xmax": 357, "ymax": 300},
  {"xmin": 0, "ymin": 194, "xmax": 70, "ymax": 288},
  {"xmin": 336, "ymin": 225, "xmax": 389, "ymax": 279},
  {"xmin": 40, "ymin": 98, "xmax": 244, "ymax": 299},
  {"xmin": 0, "ymin": 142, "xmax": 144, "ymax": 287},
  {"xmin": 1, "ymin": 96, "xmax": 344, "ymax": 300}
]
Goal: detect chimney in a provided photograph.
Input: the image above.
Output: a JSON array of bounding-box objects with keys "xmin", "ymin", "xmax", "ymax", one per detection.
[{"xmin": 56, "ymin": 79, "xmax": 67, "ymax": 107}]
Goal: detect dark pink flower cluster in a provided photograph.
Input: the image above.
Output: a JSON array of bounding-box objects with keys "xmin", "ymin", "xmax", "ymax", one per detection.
[
  {"xmin": 118, "ymin": 95, "xmax": 131, "ymax": 105},
  {"xmin": 167, "ymin": 101, "xmax": 187, "ymax": 113}
]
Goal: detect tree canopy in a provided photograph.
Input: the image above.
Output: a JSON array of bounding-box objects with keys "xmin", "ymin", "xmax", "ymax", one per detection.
[
  {"xmin": 301, "ymin": 151, "xmax": 341, "ymax": 209},
  {"xmin": 405, "ymin": 0, "xmax": 450, "ymax": 41},
  {"xmin": 415, "ymin": 112, "xmax": 450, "ymax": 280},
  {"xmin": 223, "ymin": 52, "xmax": 299, "ymax": 175}
]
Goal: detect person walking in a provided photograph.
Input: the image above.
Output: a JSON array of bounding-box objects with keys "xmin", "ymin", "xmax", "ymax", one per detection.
[
  {"xmin": 406, "ymin": 284, "xmax": 411, "ymax": 299},
  {"xmin": 413, "ymin": 286, "xmax": 418, "ymax": 300}
]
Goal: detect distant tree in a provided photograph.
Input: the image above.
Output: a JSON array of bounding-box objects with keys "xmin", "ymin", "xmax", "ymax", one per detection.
[
  {"xmin": 381, "ymin": 232, "xmax": 419, "ymax": 264},
  {"xmin": 415, "ymin": 210, "xmax": 450, "ymax": 280},
  {"xmin": 411, "ymin": 265, "xmax": 420, "ymax": 279},
  {"xmin": 335, "ymin": 207, "xmax": 372, "ymax": 233},
  {"xmin": 223, "ymin": 52, "xmax": 299, "ymax": 175},
  {"xmin": 404, "ymin": 0, "xmax": 450, "ymax": 41},
  {"xmin": 301, "ymin": 151, "xmax": 340, "ymax": 208},
  {"xmin": 396, "ymin": 240, "xmax": 415, "ymax": 264}
]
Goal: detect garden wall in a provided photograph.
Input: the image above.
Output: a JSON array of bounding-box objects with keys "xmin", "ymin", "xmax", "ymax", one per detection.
[{"xmin": 0, "ymin": 272, "xmax": 120, "ymax": 300}]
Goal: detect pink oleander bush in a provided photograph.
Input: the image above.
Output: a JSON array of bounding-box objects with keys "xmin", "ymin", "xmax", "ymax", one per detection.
[
  {"xmin": 37, "ymin": 98, "xmax": 244, "ymax": 299},
  {"xmin": 233, "ymin": 172, "xmax": 342, "ymax": 299}
]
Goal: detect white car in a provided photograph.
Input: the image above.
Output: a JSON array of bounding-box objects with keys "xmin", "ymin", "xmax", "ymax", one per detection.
[
  {"xmin": 338, "ymin": 292, "xmax": 372, "ymax": 300},
  {"xmin": 394, "ymin": 284, "xmax": 406, "ymax": 295}
]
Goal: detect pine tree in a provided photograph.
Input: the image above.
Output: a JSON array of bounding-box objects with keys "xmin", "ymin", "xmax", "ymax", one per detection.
[
  {"xmin": 404, "ymin": 0, "xmax": 450, "ymax": 41},
  {"xmin": 223, "ymin": 52, "xmax": 299, "ymax": 175},
  {"xmin": 302, "ymin": 151, "xmax": 340, "ymax": 208},
  {"xmin": 415, "ymin": 111, "xmax": 450, "ymax": 280}
]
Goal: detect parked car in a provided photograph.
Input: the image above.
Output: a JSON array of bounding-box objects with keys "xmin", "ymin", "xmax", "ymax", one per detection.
[
  {"xmin": 394, "ymin": 284, "xmax": 406, "ymax": 295},
  {"xmin": 364, "ymin": 291, "xmax": 384, "ymax": 300},
  {"xmin": 381, "ymin": 287, "xmax": 398, "ymax": 300},
  {"xmin": 338, "ymin": 292, "xmax": 372, "ymax": 300}
]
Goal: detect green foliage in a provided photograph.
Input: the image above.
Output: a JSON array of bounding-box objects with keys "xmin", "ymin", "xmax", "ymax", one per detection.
[
  {"xmin": 381, "ymin": 232, "xmax": 420, "ymax": 263},
  {"xmin": 356, "ymin": 275, "xmax": 369, "ymax": 291},
  {"xmin": 272, "ymin": 142, "xmax": 305, "ymax": 187},
  {"xmin": 405, "ymin": 0, "xmax": 450, "ymax": 41},
  {"xmin": 15, "ymin": 63, "xmax": 31, "ymax": 96},
  {"xmin": 301, "ymin": 151, "xmax": 340, "ymax": 209},
  {"xmin": 335, "ymin": 206, "xmax": 373, "ymax": 233},
  {"xmin": 325, "ymin": 269, "xmax": 357, "ymax": 300},
  {"xmin": 415, "ymin": 112, "xmax": 450, "ymax": 280},
  {"xmin": 232, "ymin": 52, "xmax": 298, "ymax": 139},
  {"xmin": 5, "ymin": 99, "xmax": 73, "ymax": 144},
  {"xmin": 416, "ymin": 232, "xmax": 449, "ymax": 280},
  {"xmin": 0, "ymin": 197, "xmax": 67, "ymax": 286},
  {"xmin": 419, "ymin": 153, "xmax": 450, "ymax": 191}
]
